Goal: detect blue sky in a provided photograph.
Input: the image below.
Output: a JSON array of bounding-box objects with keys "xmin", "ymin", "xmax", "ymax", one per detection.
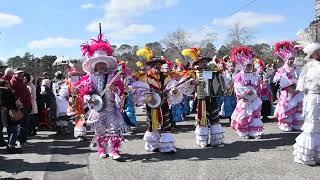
[{"xmin": 0, "ymin": 0, "xmax": 316, "ymax": 61}]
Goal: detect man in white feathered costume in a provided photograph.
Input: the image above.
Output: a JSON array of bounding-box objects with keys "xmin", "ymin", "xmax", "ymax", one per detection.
[{"xmin": 293, "ymin": 30, "xmax": 320, "ymax": 166}]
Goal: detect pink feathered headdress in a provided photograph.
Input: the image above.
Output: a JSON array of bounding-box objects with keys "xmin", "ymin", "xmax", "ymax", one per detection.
[
  {"xmin": 274, "ymin": 41, "xmax": 297, "ymax": 61},
  {"xmin": 231, "ymin": 46, "xmax": 255, "ymax": 68},
  {"xmin": 80, "ymin": 34, "xmax": 117, "ymax": 74}
]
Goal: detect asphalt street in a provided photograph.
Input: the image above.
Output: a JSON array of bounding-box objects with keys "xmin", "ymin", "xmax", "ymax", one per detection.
[{"xmin": 1, "ymin": 110, "xmax": 320, "ymax": 180}]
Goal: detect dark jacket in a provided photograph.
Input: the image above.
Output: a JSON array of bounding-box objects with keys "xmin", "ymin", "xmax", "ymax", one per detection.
[
  {"xmin": 40, "ymin": 86, "xmax": 57, "ymax": 119},
  {"xmin": 0, "ymin": 87, "xmax": 18, "ymax": 125}
]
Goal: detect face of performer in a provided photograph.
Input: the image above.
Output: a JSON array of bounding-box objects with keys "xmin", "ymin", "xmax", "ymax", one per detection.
[
  {"xmin": 95, "ymin": 62, "xmax": 107, "ymax": 74},
  {"xmin": 151, "ymin": 62, "xmax": 162, "ymax": 71},
  {"xmin": 198, "ymin": 61, "xmax": 208, "ymax": 70},
  {"xmin": 245, "ymin": 64, "xmax": 253, "ymax": 73},
  {"xmin": 287, "ymin": 57, "xmax": 294, "ymax": 67}
]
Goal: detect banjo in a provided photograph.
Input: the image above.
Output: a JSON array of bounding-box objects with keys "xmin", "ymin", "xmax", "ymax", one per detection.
[{"xmin": 88, "ymin": 69, "xmax": 123, "ymax": 112}]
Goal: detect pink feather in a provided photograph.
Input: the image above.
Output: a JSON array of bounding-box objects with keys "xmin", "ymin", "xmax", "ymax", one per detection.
[{"xmin": 81, "ymin": 34, "xmax": 113, "ymax": 58}]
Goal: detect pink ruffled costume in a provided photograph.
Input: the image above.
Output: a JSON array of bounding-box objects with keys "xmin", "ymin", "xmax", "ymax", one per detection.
[
  {"xmin": 273, "ymin": 64, "xmax": 303, "ymax": 131},
  {"xmin": 230, "ymin": 46, "xmax": 264, "ymax": 138},
  {"xmin": 231, "ymin": 70, "xmax": 263, "ymax": 137},
  {"xmin": 273, "ymin": 41, "xmax": 304, "ymax": 132}
]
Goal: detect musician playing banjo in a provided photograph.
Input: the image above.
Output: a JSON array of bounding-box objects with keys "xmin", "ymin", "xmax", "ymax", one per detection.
[{"xmin": 78, "ymin": 31, "xmax": 126, "ymax": 160}]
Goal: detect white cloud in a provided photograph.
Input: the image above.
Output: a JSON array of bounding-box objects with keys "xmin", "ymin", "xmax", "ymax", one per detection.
[
  {"xmin": 28, "ymin": 37, "xmax": 83, "ymax": 49},
  {"xmin": 86, "ymin": 0, "xmax": 178, "ymax": 40},
  {"xmin": 213, "ymin": 12, "xmax": 285, "ymax": 28},
  {"xmin": 254, "ymin": 38, "xmax": 277, "ymax": 45},
  {"xmin": 81, "ymin": 3, "xmax": 95, "ymax": 9},
  {"xmin": 110, "ymin": 24, "xmax": 155, "ymax": 40},
  {"xmin": 189, "ymin": 26, "xmax": 217, "ymax": 43},
  {"xmin": 0, "ymin": 12, "xmax": 22, "ymax": 28},
  {"xmin": 104, "ymin": 0, "xmax": 177, "ymax": 20}
]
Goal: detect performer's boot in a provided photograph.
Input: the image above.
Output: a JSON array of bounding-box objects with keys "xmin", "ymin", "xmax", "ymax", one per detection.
[
  {"xmin": 159, "ymin": 132, "xmax": 176, "ymax": 153},
  {"xmin": 194, "ymin": 125, "xmax": 209, "ymax": 148},
  {"xmin": 143, "ymin": 131, "xmax": 160, "ymax": 152},
  {"xmin": 97, "ymin": 135, "xmax": 108, "ymax": 158},
  {"xmin": 110, "ymin": 135, "xmax": 122, "ymax": 160},
  {"xmin": 210, "ymin": 123, "xmax": 224, "ymax": 147}
]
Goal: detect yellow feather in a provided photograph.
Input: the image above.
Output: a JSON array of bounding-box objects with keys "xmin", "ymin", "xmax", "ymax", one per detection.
[
  {"xmin": 181, "ymin": 48, "xmax": 200, "ymax": 61},
  {"xmin": 136, "ymin": 61, "xmax": 144, "ymax": 68},
  {"xmin": 136, "ymin": 48, "xmax": 154, "ymax": 61}
]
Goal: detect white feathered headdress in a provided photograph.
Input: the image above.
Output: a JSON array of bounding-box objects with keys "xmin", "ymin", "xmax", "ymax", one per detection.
[{"xmin": 296, "ymin": 29, "xmax": 320, "ymax": 59}]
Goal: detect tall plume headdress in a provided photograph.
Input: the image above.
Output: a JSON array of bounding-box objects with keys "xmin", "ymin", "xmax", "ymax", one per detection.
[
  {"xmin": 231, "ymin": 46, "xmax": 255, "ymax": 69},
  {"xmin": 274, "ymin": 41, "xmax": 297, "ymax": 61},
  {"xmin": 136, "ymin": 47, "xmax": 166, "ymax": 66},
  {"xmin": 80, "ymin": 23, "xmax": 117, "ymax": 74},
  {"xmin": 181, "ymin": 48, "xmax": 211, "ymax": 66}
]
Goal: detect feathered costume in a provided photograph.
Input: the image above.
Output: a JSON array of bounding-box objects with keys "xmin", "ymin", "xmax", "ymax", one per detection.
[
  {"xmin": 182, "ymin": 48, "xmax": 225, "ymax": 148},
  {"xmin": 118, "ymin": 61, "xmax": 137, "ymax": 127},
  {"xmin": 273, "ymin": 41, "xmax": 304, "ymax": 132},
  {"xmin": 78, "ymin": 34, "xmax": 126, "ymax": 159},
  {"xmin": 65, "ymin": 65, "xmax": 86, "ymax": 140},
  {"xmin": 230, "ymin": 46, "xmax": 264, "ymax": 138},
  {"xmin": 133, "ymin": 47, "xmax": 177, "ymax": 153},
  {"xmin": 292, "ymin": 30, "xmax": 320, "ymax": 166}
]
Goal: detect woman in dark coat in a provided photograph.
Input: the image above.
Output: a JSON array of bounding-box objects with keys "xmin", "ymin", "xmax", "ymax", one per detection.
[{"xmin": 0, "ymin": 79, "xmax": 22, "ymax": 153}]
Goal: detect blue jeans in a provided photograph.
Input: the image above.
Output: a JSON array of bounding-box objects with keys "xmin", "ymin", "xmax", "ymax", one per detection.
[{"xmin": 7, "ymin": 125, "xmax": 18, "ymax": 147}]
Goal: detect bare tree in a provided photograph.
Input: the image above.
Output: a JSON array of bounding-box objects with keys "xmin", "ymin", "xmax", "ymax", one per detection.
[
  {"xmin": 227, "ymin": 23, "xmax": 255, "ymax": 47},
  {"xmin": 162, "ymin": 29, "xmax": 191, "ymax": 62},
  {"xmin": 199, "ymin": 30, "xmax": 217, "ymax": 48}
]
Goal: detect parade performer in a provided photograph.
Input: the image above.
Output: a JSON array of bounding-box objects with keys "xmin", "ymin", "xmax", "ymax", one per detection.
[
  {"xmin": 65, "ymin": 64, "xmax": 87, "ymax": 141},
  {"xmin": 179, "ymin": 70, "xmax": 195, "ymax": 117},
  {"xmin": 273, "ymin": 41, "xmax": 304, "ymax": 132},
  {"xmin": 255, "ymin": 58, "xmax": 273, "ymax": 121},
  {"xmin": 118, "ymin": 61, "xmax": 137, "ymax": 128},
  {"xmin": 220, "ymin": 58, "xmax": 237, "ymax": 120},
  {"xmin": 231, "ymin": 46, "xmax": 264, "ymax": 139},
  {"xmin": 164, "ymin": 62, "xmax": 184, "ymax": 127},
  {"xmin": 78, "ymin": 32, "xmax": 126, "ymax": 160},
  {"xmin": 182, "ymin": 48, "xmax": 225, "ymax": 148},
  {"xmin": 52, "ymin": 71, "xmax": 70, "ymax": 134},
  {"xmin": 175, "ymin": 59, "xmax": 185, "ymax": 72},
  {"xmin": 292, "ymin": 31, "xmax": 320, "ymax": 166},
  {"xmin": 133, "ymin": 47, "xmax": 177, "ymax": 153}
]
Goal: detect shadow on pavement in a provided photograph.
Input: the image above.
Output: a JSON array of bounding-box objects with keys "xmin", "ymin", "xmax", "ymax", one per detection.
[
  {"xmin": 0, "ymin": 156, "xmax": 86, "ymax": 174},
  {"xmin": 120, "ymin": 132, "xmax": 300, "ymax": 163}
]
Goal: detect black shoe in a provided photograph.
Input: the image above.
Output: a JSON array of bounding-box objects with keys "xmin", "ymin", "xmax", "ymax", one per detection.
[
  {"xmin": 7, "ymin": 146, "xmax": 23, "ymax": 154},
  {"xmin": 0, "ymin": 140, "xmax": 7, "ymax": 147},
  {"xmin": 151, "ymin": 148, "xmax": 159, "ymax": 152}
]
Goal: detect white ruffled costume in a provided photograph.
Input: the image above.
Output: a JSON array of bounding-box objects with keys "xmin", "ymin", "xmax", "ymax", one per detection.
[{"xmin": 293, "ymin": 60, "xmax": 320, "ymax": 165}]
